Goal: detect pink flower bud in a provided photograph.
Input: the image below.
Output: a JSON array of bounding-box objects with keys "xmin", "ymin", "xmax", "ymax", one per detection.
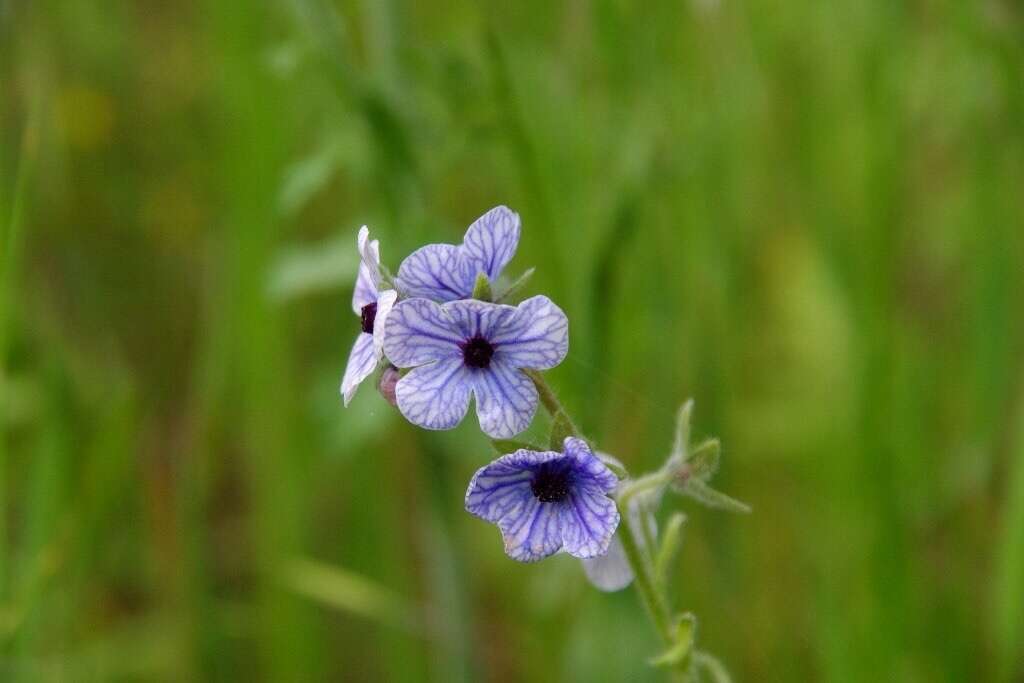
[{"xmin": 377, "ymin": 365, "xmax": 400, "ymax": 407}]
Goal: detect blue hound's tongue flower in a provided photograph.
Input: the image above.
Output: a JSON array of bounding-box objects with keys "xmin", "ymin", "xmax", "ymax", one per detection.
[
  {"xmin": 464, "ymin": 438, "xmax": 621, "ymax": 563},
  {"xmin": 395, "ymin": 205, "xmax": 520, "ymax": 302},
  {"xmin": 382, "ymin": 294, "xmax": 569, "ymax": 438},
  {"xmin": 341, "ymin": 227, "xmax": 398, "ymax": 406}
]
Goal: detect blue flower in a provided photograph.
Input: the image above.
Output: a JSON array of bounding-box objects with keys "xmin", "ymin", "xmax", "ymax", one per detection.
[
  {"xmin": 396, "ymin": 205, "xmax": 520, "ymax": 302},
  {"xmin": 341, "ymin": 227, "xmax": 398, "ymax": 405},
  {"xmin": 382, "ymin": 295, "xmax": 568, "ymax": 438},
  {"xmin": 465, "ymin": 438, "xmax": 621, "ymax": 563}
]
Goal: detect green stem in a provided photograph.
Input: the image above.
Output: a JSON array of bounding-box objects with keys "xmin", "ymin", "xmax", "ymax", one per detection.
[
  {"xmin": 529, "ymin": 370, "xmax": 688, "ymax": 679},
  {"xmin": 617, "ymin": 508, "xmax": 674, "ymax": 643},
  {"xmin": 526, "ymin": 370, "xmax": 578, "ymax": 434}
]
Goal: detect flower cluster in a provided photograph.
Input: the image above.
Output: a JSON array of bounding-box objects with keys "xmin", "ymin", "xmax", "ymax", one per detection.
[
  {"xmin": 341, "ymin": 207, "xmax": 619, "ymax": 562},
  {"xmin": 340, "ymin": 207, "xmax": 749, "ymax": 677}
]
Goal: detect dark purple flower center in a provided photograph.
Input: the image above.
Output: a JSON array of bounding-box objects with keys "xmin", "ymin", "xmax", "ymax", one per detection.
[
  {"xmin": 360, "ymin": 302, "xmax": 378, "ymax": 334},
  {"xmin": 461, "ymin": 335, "xmax": 495, "ymax": 369},
  {"xmin": 531, "ymin": 462, "xmax": 573, "ymax": 503}
]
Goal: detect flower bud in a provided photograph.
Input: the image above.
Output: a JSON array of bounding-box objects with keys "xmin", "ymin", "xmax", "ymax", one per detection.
[{"xmin": 377, "ymin": 365, "xmax": 400, "ymax": 406}]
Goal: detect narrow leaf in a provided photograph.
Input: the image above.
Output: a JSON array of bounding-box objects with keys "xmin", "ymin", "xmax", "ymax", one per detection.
[
  {"xmin": 670, "ymin": 399, "xmax": 694, "ymax": 463},
  {"xmin": 681, "ymin": 479, "xmax": 751, "ymax": 514},
  {"xmin": 654, "ymin": 512, "xmax": 687, "ymax": 587},
  {"xmin": 496, "ymin": 267, "xmax": 535, "ymax": 303},
  {"xmin": 688, "ymin": 438, "xmax": 721, "ymax": 480},
  {"xmin": 649, "ymin": 613, "xmax": 696, "ymax": 668},
  {"xmin": 283, "ymin": 557, "xmax": 420, "ymax": 633},
  {"xmin": 268, "ymin": 233, "xmax": 359, "ymax": 302}
]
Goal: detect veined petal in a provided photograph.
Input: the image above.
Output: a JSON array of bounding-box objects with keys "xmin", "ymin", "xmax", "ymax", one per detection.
[
  {"xmin": 561, "ymin": 488, "xmax": 620, "ymax": 559},
  {"xmin": 461, "ymin": 205, "xmax": 521, "ymax": 281},
  {"xmin": 395, "ymin": 358, "xmax": 472, "ymax": 431},
  {"xmin": 464, "ymin": 449, "xmax": 559, "ymax": 523},
  {"xmin": 352, "ymin": 261, "xmax": 379, "ymax": 315},
  {"xmin": 442, "ymin": 298, "xmax": 516, "ymax": 341},
  {"xmin": 383, "ymin": 298, "xmax": 463, "ymax": 368},
  {"xmin": 466, "ymin": 447, "xmax": 618, "ymax": 563},
  {"xmin": 396, "ymin": 243, "xmax": 473, "ymax": 302},
  {"xmin": 564, "ymin": 437, "xmax": 619, "ymax": 493},
  {"xmin": 357, "ymin": 226, "xmax": 383, "ymax": 287},
  {"xmin": 471, "ymin": 360, "xmax": 539, "ymax": 438},
  {"xmin": 499, "ymin": 497, "xmax": 565, "ymax": 562},
  {"xmin": 352, "ymin": 227, "xmax": 380, "ymax": 313},
  {"xmin": 340, "ymin": 332, "xmax": 378, "ymax": 406},
  {"xmin": 372, "ymin": 289, "xmax": 398, "ymax": 355},
  {"xmin": 491, "ymin": 295, "xmax": 569, "ymax": 371},
  {"xmin": 582, "ymin": 492, "xmax": 656, "ymax": 591}
]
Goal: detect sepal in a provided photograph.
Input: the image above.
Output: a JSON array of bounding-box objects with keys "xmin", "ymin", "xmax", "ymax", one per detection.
[
  {"xmin": 676, "ymin": 479, "xmax": 751, "ymax": 514},
  {"xmin": 472, "ymin": 271, "xmax": 493, "ymax": 301},
  {"xmin": 496, "ymin": 267, "xmax": 535, "ymax": 303}
]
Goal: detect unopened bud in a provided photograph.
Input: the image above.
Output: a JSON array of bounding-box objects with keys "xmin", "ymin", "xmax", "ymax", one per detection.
[{"xmin": 377, "ymin": 365, "xmax": 400, "ymax": 406}]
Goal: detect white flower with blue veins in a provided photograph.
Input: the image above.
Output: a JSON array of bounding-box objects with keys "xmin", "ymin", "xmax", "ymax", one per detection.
[
  {"xmin": 396, "ymin": 205, "xmax": 521, "ymax": 302},
  {"xmin": 382, "ymin": 294, "xmax": 568, "ymax": 438},
  {"xmin": 340, "ymin": 227, "xmax": 398, "ymax": 406},
  {"xmin": 465, "ymin": 438, "xmax": 621, "ymax": 563}
]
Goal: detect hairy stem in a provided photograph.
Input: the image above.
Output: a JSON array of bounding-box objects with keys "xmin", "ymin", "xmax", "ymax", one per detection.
[
  {"xmin": 617, "ymin": 508, "xmax": 674, "ymax": 643},
  {"xmin": 529, "ymin": 371, "xmax": 688, "ymax": 679},
  {"xmin": 526, "ymin": 369, "xmax": 578, "ymax": 434}
]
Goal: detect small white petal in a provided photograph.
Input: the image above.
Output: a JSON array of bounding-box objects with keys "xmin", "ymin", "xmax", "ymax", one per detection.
[
  {"xmin": 372, "ymin": 289, "xmax": 398, "ymax": 356},
  {"xmin": 340, "ymin": 333, "xmax": 377, "ymax": 406}
]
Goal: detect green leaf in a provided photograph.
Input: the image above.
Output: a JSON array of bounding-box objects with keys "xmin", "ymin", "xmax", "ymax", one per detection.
[
  {"xmin": 268, "ymin": 232, "xmax": 359, "ymax": 302},
  {"xmin": 688, "ymin": 438, "xmax": 720, "ymax": 480},
  {"xmin": 490, "ymin": 439, "xmax": 541, "ymax": 454},
  {"xmin": 549, "ymin": 410, "xmax": 576, "ymax": 450},
  {"xmin": 495, "ymin": 267, "xmax": 535, "ymax": 303},
  {"xmin": 472, "ymin": 272, "xmax": 493, "ymax": 302},
  {"xmin": 680, "ymin": 479, "xmax": 751, "ymax": 514},
  {"xmin": 278, "ymin": 140, "xmax": 342, "ymax": 216},
  {"xmin": 283, "ymin": 557, "xmax": 419, "ymax": 633},
  {"xmin": 654, "ymin": 512, "xmax": 687, "ymax": 587},
  {"xmin": 670, "ymin": 399, "xmax": 694, "ymax": 462},
  {"xmin": 649, "ymin": 613, "xmax": 696, "ymax": 668}
]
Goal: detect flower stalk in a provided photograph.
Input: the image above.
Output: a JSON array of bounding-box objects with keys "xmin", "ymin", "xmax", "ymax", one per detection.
[
  {"xmin": 528, "ymin": 371, "xmax": 694, "ymax": 679},
  {"xmin": 342, "ymin": 208, "xmax": 742, "ymax": 681}
]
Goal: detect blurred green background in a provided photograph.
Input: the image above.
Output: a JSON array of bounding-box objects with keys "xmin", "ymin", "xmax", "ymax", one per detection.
[{"xmin": 2, "ymin": 0, "xmax": 1024, "ymax": 680}]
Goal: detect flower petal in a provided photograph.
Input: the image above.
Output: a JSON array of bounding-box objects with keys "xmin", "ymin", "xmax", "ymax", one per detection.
[
  {"xmin": 442, "ymin": 298, "xmax": 516, "ymax": 341},
  {"xmin": 371, "ymin": 289, "xmax": 398, "ymax": 355},
  {"xmin": 582, "ymin": 492, "xmax": 656, "ymax": 591},
  {"xmin": 383, "ymin": 298, "xmax": 463, "ymax": 368},
  {"xmin": 471, "ymin": 360, "xmax": 539, "ymax": 438},
  {"xmin": 564, "ymin": 437, "xmax": 618, "ymax": 493},
  {"xmin": 581, "ymin": 536, "xmax": 633, "ymax": 591},
  {"xmin": 465, "ymin": 449, "xmax": 559, "ymax": 523},
  {"xmin": 461, "ymin": 205, "xmax": 521, "ymax": 281},
  {"xmin": 394, "ymin": 358, "xmax": 472, "ymax": 431},
  {"xmin": 340, "ymin": 332, "xmax": 377, "ymax": 406},
  {"xmin": 561, "ymin": 488, "xmax": 620, "ymax": 559},
  {"xmin": 499, "ymin": 497, "xmax": 566, "ymax": 562},
  {"xmin": 352, "ymin": 227, "xmax": 380, "ymax": 313},
  {"xmin": 491, "ymin": 295, "xmax": 569, "ymax": 371},
  {"xmin": 396, "ymin": 243, "xmax": 473, "ymax": 302},
  {"xmin": 357, "ymin": 225, "xmax": 383, "ymax": 286}
]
